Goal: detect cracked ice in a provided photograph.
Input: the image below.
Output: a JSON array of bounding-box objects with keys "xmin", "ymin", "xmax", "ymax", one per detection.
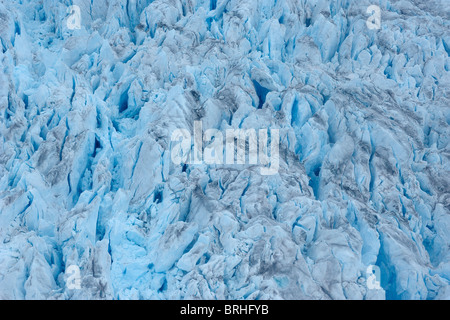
[{"xmin": 0, "ymin": 0, "xmax": 449, "ymax": 300}]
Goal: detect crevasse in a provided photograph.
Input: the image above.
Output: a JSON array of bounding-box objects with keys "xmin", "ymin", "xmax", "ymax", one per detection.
[{"xmin": 0, "ymin": 0, "xmax": 449, "ymax": 300}]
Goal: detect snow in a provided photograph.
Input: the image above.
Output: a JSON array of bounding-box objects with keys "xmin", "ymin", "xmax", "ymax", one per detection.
[{"xmin": 0, "ymin": 0, "xmax": 449, "ymax": 300}]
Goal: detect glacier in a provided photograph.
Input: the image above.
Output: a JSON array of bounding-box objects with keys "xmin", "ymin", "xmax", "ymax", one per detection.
[{"xmin": 0, "ymin": 0, "xmax": 449, "ymax": 300}]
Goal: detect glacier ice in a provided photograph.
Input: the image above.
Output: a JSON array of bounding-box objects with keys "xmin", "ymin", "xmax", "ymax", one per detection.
[{"xmin": 0, "ymin": 0, "xmax": 449, "ymax": 300}]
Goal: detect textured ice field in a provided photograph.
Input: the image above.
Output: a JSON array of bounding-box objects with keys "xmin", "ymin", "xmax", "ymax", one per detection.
[{"xmin": 0, "ymin": 0, "xmax": 449, "ymax": 300}]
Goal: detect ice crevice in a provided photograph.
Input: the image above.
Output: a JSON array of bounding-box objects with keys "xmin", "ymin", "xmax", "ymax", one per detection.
[{"xmin": 0, "ymin": 0, "xmax": 449, "ymax": 300}]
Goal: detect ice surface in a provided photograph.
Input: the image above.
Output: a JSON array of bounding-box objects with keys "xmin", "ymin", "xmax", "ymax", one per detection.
[{"xmin": 0, "ymin": 0, "xmax": 449, "ymax": 300}]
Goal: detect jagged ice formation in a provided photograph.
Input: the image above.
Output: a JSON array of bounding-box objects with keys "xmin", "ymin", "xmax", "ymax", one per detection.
[{"xmin": 0, "ymin": 0, "xmax": 449, "ymax": 299}]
